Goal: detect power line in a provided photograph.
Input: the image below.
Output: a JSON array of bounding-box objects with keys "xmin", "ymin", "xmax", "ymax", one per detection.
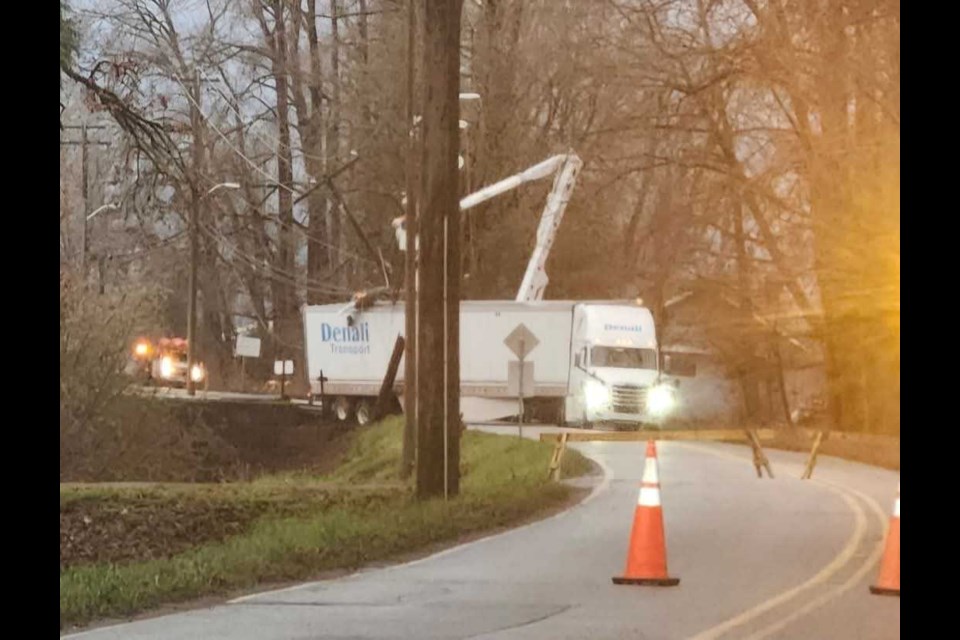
[
  {"xmin": 197, "ymin": 174, "xmax": 382, "ymax": 268},
  {"xmin": 199, "ymin": 220, "xmax": 366, "ymax": 296},
  {"xmin": 201, "ymin": 67, "xmax": 331, "ymax": 166},
  {"xmin": 61, "ymin": 123, "xmax": 112, "ymax": 272},
  {"xmin": 169, "ymin": 72, "xmax": 301, "ymax": 196}
]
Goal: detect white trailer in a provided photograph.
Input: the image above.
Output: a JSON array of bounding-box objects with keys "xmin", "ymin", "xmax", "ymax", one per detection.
[{"xmin": 302, "ymin": 299, "xmax": 677, "ymax": 426}]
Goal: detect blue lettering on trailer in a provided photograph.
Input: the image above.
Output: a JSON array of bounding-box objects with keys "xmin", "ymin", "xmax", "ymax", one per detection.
[{"xmin": 320, "ymin": 322, "xmax": 372, "ymax": 355}]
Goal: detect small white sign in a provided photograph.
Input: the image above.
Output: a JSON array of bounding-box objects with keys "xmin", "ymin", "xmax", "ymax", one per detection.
[
  {"xmin": 235, "ymin": 336, "xmax": 262, "ymax": 358},
  {"xmin": 274, "ymin": 360, "xmax": 294, "ymax": 375}
]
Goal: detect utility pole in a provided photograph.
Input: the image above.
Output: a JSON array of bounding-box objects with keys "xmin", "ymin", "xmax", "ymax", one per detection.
[
  {"xmin": 416, "ymin": 0, "xmax": 462, "ymax": 500},
  {"xmin": 60, "ymin": 123, "xmax": 110, "ymax": 275},
  {"xmin": 186, "ymin": 68, "xmax": 207, "ymax": 397},
  {"xmin": 402, "ymin": 0, "xmax": 419, "ymax": 478},
  {"xmin": 81, "ymin": 123, "xmax": 89, "ymax": 270},
  {"xmin": 181, "ymin": 69, "xmax": 230, "ymax": 396},
  {"xmin": 186, "ymin": 188, "xmax": 201, "ymax": 395}
]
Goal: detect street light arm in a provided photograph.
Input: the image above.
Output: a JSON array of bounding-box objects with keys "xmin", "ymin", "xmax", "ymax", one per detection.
[
  {"xmin": 204, "ymin": 182, "xmax": 241, "ymax": 197},
  {"xmin": 86, "ymin": 203, "xmax": 119, "ymax": 221},
  {"xmin": 185, "ymin": 180, "xmax": 239, "ymax": 397}
]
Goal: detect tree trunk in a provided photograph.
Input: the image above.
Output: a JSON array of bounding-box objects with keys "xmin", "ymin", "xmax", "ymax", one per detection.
[
  {"xmin": 326, "ymin": 0, "xmax": 343, "ymax": 287},
  {"xmin": 298, "ymin": 0, "xmax": 332, "ymax": 305},
  {"xmin": 270, "ymin": 0, "xmax": 302, "ymax": 387}
]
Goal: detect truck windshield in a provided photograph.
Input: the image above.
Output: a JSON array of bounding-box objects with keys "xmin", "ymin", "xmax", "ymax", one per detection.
[{"xmin": 591, "ymin": 346, "xmax": 657, "ymax": 370}]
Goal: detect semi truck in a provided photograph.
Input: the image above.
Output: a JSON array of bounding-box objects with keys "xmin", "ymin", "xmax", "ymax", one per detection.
[
  {"xmin": 302, "ymin": 299, "xmax": 677, "ymax": 427},
  {"xmin": 302, "ymin": 151, "xmax": 677, "ymax": 427}
]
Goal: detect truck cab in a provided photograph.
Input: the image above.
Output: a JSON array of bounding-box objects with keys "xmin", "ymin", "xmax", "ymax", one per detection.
[
  {"xmin": 567, "ymin": 303, "xmax": 676, "ymax": 427},
  {"xmin": 128, "ymin": 337, "xmax": 207, "ymax": 388}
]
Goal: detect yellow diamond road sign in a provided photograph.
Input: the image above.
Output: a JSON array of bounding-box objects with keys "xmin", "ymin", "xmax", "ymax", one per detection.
[{"xmin": 504, "ymin": 323, "xmax": 540, "ymax": 360}]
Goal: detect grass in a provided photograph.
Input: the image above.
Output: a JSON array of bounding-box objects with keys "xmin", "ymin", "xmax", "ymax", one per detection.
[{"xmin": 60, "ymin": 418, "xmax": 592, "ymax": 629}]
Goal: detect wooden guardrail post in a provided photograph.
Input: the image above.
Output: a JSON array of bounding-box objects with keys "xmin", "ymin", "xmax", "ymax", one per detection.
[
  {"xmin": 547, "ymin": 432, "xmax": 569, "ymax": 481},
  {"xmin": 802, "ymin": 430, "xmax": 826, "ymax": 480},
  {"xmin": 745, "ymin": 429, "xmax": 774, "ymax": 478}
]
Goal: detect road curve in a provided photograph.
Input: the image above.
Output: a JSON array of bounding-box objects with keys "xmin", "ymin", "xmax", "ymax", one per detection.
[{"xmin": 63, "ymin": 426, "xmax": 900, "ymax": 640}]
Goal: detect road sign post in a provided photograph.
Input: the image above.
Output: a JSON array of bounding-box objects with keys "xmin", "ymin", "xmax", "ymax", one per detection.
[
  {"xmin": 316, "ymin": 369, "xmax": 328, "ymax": 413},
  {"xmin": 504, "ymin": 324, "xmax": 540, "ymax": 439},
  {"xmin": 274, "ymin": 359, "xmax": 294, "ymax": 400},
  {"xmin": 519, "ymin": 342, "xmax": 525, "ymax": 439}
]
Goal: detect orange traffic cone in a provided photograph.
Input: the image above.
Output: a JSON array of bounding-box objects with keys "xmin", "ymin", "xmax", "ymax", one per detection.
[
  {"xmin": 612, "ymin": 440, "xmax": 680, "ymax": 587},
  {"xmin": 870, "ymin": 482, "xmax": 900, "ymax": 596}
]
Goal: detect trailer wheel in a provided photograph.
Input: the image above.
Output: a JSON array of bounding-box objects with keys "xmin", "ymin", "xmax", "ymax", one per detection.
[
  {"xmin": 356, "ymin": 399, "xmax": 374, "ymax": 426},
  {"xmin": 333, "ymin": 396, "xmax": 354, "ymax": 422}
]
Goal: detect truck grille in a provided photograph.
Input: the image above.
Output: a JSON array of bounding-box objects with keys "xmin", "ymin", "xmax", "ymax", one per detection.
[{"xmin": 611, "ymin": 384, "xmax": 647, "ymax": 414}]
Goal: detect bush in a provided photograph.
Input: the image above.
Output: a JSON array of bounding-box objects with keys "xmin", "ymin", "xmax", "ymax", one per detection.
[{"xmin": 60, "ymin": 272, "xmax": 171, "ymax": 479}]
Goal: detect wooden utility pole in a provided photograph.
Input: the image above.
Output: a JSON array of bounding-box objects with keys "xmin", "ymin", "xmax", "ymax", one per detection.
[
  {"xmin": 182, "ymin": 69, "xmax": 225, "ymax": 395},
  {"xmin": 186, "ymin": 68, "xmax": 206, "ymax": 397},
  {"xmin": 402, "ymin": 0, "xmax": 419, "ymax": 479},
  {"xmin": 416, "ymin": 0, "xmax": 462, "ymax": 499},
  {"xmin": 60, "ymin": 123, "xmax": 110, "ymax": 273},
  {"xmin": 274, "ymin": 1, "xmax": 298, "ymax": 387}
]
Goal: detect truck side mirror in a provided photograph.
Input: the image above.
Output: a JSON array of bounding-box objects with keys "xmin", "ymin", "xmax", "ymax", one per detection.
[{"xmin": 575, "ymin": 353, "xmax": 581, "ymax": 368}]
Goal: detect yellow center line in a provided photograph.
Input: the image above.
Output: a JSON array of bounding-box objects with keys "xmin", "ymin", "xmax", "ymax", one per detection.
[
  {"xmin": 741, "ymin": 482, "xmax": 888, "ymax": 640},
  {"xmin": 676, "ymin": 442, "xmax": 872, "ymax": 640}
]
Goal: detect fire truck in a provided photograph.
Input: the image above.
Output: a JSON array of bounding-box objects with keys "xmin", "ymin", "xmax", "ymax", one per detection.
[{"xmin": 128, "ymin": 337, "xmax": 207, "ymax": 388}]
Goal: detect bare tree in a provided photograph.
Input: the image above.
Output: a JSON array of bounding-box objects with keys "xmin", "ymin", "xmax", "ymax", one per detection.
[{"xmin": 61, "ymin": 0, "xmax": 898, "ymax": 434}]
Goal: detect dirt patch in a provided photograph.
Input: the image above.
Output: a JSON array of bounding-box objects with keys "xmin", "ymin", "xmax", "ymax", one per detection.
[
  {"xmin": 59, "ymin": 484, "xmax": 404, "ymax": 570},
  {"xmin": 61, "ymin": 397, "xmax": 358, "ymax": 483},
  {"xmin": 60, "ymin": 496, "xmax": 294, "ymax": 569},
  {"xmin": 235, "ymin": 421, "xmax": 355, "ymax": 476}
]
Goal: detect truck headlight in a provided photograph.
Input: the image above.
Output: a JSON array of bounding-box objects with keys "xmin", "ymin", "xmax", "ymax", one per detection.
[
  {"xmin": 585, "ymin": 380, "xmax": 611, "ymax": 410},
  {"xmin": 159, "ymin": 356, "xmax": 175, "ymax": 379},
  {"xmin": 190, "ymin": 364, "xmax": 205, "ymax": 382},
  {"xmin": 646, "ymin": 384, "xmax": 677, "ymax": 416}
]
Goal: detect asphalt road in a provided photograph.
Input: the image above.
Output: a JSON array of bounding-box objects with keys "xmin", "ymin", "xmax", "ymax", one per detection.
[{"xmin": 64, "ymin": 426, "xmax": 899, "ymax": 640}]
